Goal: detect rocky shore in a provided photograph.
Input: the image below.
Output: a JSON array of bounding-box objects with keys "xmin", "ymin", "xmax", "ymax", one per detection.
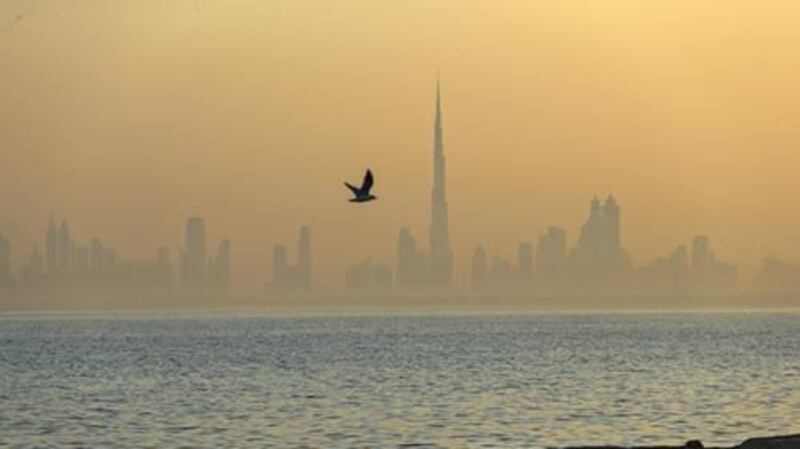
[{"xmin": 562, "ymin": 434, "xmax": 800, "ymax": 449}]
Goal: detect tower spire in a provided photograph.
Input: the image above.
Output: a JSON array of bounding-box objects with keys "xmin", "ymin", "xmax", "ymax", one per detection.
[{"xmin": 429, "ymin": 78, "xmax": 453, "ymax": 287}]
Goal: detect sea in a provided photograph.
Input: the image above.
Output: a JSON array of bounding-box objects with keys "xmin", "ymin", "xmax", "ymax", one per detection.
[{"xmin": 1, "ymin": 311, "xmax": 798, "ymax": 448}]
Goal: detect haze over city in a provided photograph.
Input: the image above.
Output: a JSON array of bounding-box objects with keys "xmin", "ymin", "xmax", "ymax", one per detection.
[
  {"xmin": 2, "ymin": 0, "xmax": 800, "ymax": 304},
  {"xmin": 2, "ymin": 3, "xmax": 800, "ymax": 449}
]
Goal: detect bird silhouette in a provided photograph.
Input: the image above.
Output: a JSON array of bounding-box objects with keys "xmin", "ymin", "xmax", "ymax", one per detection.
[{"xmin": 345, "ymin": 169, "xmax": 377, "ymax": 203}]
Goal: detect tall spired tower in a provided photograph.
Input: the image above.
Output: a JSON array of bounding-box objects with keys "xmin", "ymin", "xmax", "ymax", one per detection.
[{"xmin": 429, "ymin": 80, "xmax": 453, "ymax": 287}]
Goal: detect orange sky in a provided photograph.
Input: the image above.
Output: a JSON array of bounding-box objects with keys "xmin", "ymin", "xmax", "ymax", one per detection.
[{"xmin": 2, "ymin": 0, "xmax": 800, "ymax": 292}]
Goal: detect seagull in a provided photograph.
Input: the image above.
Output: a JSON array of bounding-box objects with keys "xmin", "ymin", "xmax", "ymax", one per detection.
[{"xmin": 345, "ymin": 169, "xmax": 377, "ymax": 203}]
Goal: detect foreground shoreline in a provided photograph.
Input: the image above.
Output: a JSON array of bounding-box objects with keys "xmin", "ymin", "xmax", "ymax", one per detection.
[{"xmin": 563, "ymin": 434, "xmax": 800, "ymax": 449}]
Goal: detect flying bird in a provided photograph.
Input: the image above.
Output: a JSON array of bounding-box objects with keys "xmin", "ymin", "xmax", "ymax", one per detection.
[{"xmin": 345, "ymin": 169, "xmax": 377, "ymax": 203}]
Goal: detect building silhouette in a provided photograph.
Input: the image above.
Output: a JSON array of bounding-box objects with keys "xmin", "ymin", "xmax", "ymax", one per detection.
[
  {"xmin": 58, "ymin": 220, "xmax": 71, "ymax": 274},
  {"xmin": 470, "ymin": 246, "xmax": 488, "ymax": 291},
  {"xmin": 637, "ymin": 244, "xmax": 689, "ymax": 292},
  {"xmin": 489, "ymin": 255, "xmax": 516, "ymax": 288},
  {"xmin": 391, "ymin": 82, "xmax": 455, "ymax": 294},
  {"xmin": 537, "ymin": 226, "xmax": 568, "ymax": 283},
  {"xmin": 428, "ymin": 80, "xmax": 453, "ymax": 288},
  {"xmin": 89, "ymin": 237, "xmax": 116, "ymax": 274},
  {"xmin": 45, "ymin": 216, "xmax": 58, "ymax": 275},
  {"xmin": 570, "ymin": 196, "xmax": 632, "ymax": 284},
  {"xmin": 469, "ymin": 243, "xmax": 533, "ymax": 292},
  {"xmin": 0, "ymin": 190, "xmax": 772, "ymax": 303},
  {"xmin": 210, "ymin": 239, "xmax": 231, "ymax": 293},
  {"xmin": 397, "ymin": 227, "xmax": 428, "ymax": 290},
  {"xmin": 13, "ymin": 216, "xmax": 175, "ymax": 298},
  {"xmin": 269, "ymin": 226, "xmax": 312, "ymax": 292},
  {"xmin": 180, "ymin": 216, "xmax": 207, "ymax": 292},
  {"xmin": 690, "ymin": 235, "xmax": 737, "ymax": 290},
  {"xmin": 670, "ymin": 244, "xmax": 690, "ymax": 290},
  {"xmin": 691, "ymin": 235, "xmax": 712, "ymax": 277}
]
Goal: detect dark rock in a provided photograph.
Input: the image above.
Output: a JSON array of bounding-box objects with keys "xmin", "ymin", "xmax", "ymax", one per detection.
[
  {"xmin": 736, "ymin": 434, "xmax": 800, "ymax": 449},
  {"xmin": 558, "ymin": 434, "xmax": 800, "ymax": 449}
]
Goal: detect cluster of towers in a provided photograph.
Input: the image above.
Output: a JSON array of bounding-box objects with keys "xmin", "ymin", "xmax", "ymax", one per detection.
[
  {"xmin": 2, "ymin": 217, "xmax": 175, "ymax": 298},
  {"xmin": 6, "ymin": 81, "xmax": 800, "ymax": 304},
  {"xmin": 0, "ymin": 216, "xmax": 233, "ymax": 300},
  {"xmin": 343, "ymin": 82, "xmax": 737, "ymax": 295},
  {"xmin": 470, "ymin": 196, "xmax": 740, "ymax": 294},
  {"xmin": 571, "ymin": 196, "xmax": 631, "ymax": 279},
  {"xmin": 338, "ymin": 82, "xmax": 746, "ymax": 296}
]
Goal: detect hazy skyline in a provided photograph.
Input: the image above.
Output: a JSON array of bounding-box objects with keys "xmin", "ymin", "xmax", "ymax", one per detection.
[{"xmin": 3, "ymin": 1, "xmax": 800, "ymax": 294}]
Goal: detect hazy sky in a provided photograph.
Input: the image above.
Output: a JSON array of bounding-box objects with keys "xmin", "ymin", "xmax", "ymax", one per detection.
[{"xmin": 2, "ymin": 0, "xmax": 800, "ymax": 292}]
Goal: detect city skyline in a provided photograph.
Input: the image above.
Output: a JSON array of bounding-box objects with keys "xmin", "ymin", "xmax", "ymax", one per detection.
[
  {"xmin": 2, "ymin": 190, "xmax": 799, "ymax": 301},
  {"xmin": 3, "ymin": 1, "xmax": 800, "ymax": 297},
  {"xmin": 1, "ymin": 80, "xmax": 799, "ymax": 299},
  {"xmin": 2, "ymin": 82, "xmax": 799, "ymax": 300}
]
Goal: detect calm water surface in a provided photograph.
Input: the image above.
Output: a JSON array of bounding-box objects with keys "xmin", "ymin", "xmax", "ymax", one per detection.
[{"xmin": 1, "ymin": 311, "xmax": 798, "ymax": 448}]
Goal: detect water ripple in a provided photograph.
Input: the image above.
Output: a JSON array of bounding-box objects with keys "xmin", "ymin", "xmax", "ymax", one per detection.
[{"xmin": 1, "ymin": 312, "xmax": 798, "ymax": 447}]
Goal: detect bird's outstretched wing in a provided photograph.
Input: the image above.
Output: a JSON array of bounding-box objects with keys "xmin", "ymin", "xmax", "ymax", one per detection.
[
  {"xmin": 361, "ymin": 169, "xmax": 374, "ymax": 194},
  {"xmin": 344, "ymin": 182, "xmax": 360, "ymax": 196}
]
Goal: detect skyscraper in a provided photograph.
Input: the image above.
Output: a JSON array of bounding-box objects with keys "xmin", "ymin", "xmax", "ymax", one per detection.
[
  {"xmin": 429, "ymin": 80, "xmax": 453, "ymax": 287},
  {"xmin": 397, "ymin": 227, "xmax": 418, "ymax": 289},
  {"xmin": 45, "ymin": 216, "xmax": 58, "ymax": 275},
  {"xmin": 210, "ymin": 239, "xmax": 231, "ymax": 293},
  {"xmin": 180, "ymin": 216, "xmax": 207, "ymax": 291},
  {"xmin": 602, "ymin": 196, "xmax": 621, "ymax": 254},
  {"xmin": 691, "ymin": 235, "xmax": 712, "ymax": 277},
  {"xmin": 298, "ymin": 226, "xmax": 311, "ymax": 289},
  {"xmin": 571, "ymin": 195, "xmax": 631, "ymax": 280},
  {"xmin": 58, "ymin": 220, "xmax": 71, "ymax": 273},
  {"xmin": 268, "ymin": 226, "xmax": 312, "ymax": 292},
  {"xmin": 670, "ymin": 244, "xmax": 689, "ymax": 285},
  {"xmin": 470, "ymin": 246, "xmax": 487, "ymax": 291},
  {"xmin": 689, "ymin": 235, "xmax": 736, "ymax": 289},
  {"xmin": 397, "ymin": 227, "xmax": 429, "ymax": 290},
  {"xmin": 537, "ymin": 226, "xmax": 567, "ymax": 279}
]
